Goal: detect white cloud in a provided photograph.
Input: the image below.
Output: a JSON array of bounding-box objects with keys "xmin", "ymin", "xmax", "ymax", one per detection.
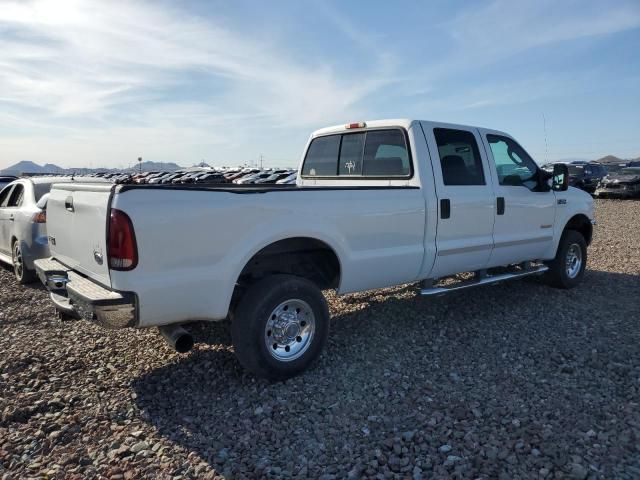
[
  {"xmin": 0, "ymin": 0, "xmax": 393, "ymax": 167},
  {"xmin": 1, "ymin": 0, "xmax": 639, "ymax": 168},
  {"xmin": 447, "ymin": 0, "xmax": 640, "ymax": 64}
]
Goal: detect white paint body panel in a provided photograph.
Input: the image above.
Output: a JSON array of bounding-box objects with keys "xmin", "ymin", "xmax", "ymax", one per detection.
[
  {"xmin": 46, "ymin": 183, "xmax": 114, "ymax": 288},
  {"xmin": 44, "ymin": 119, "xmax": 595, "ymax": 328},
  {"xmin": 478, "ymin": 128, "xmax": 557, "ymax": 266},
  {"xmin": 419, "ymin": 122, "xmax": 496, "ymax": 278},
  {"xmin": 109, "ymin": 187, "xmax": 425, "ymax": 326}
]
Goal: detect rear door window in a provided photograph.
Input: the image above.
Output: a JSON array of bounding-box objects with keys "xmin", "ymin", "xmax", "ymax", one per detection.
[
  {"xmin": 0, "ymin": 185, "xmax": 14, "ymax": 207},
  {"xmin": 302, "ymin": 128, "xmax": 411, "ymax": 178},
  {"xmin": 7, "ymin": 184, "xmax": 24, "ymax": 207},
  {"xmin": 434, "ymin": 128, "xmax": 485, "ymax": 186}
]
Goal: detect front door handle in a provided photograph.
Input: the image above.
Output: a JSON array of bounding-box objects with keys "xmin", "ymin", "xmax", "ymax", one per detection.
[
  {"xmin": 9, "ymin": 215, "xmax": 14, "ymax": 222},
  {"xmin": 440, "ymin": 199, "xmax": 451, "ymax": 219},
  {"xmin": 497, "ymin": 197, "xmax": 505, "ymax": 215}
]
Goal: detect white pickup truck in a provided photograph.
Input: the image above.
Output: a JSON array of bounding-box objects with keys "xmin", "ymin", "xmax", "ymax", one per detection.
[{"xmin": 35, "ymin": 119, "xmax": 595, "ymax": 379}]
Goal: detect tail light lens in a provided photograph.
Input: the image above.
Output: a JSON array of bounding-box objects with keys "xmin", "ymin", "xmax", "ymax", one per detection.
[
  {"xmin": 31, "ymin": 210, "xmax": 46, "ymax": 223},
  {"xmin": 108, "ymin": 209, "xmax": 138, "ymax": 270}
]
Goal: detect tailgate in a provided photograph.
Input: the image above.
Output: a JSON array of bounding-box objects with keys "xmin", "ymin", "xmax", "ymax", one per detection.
[{"xmin": 47, "ymin": 183, "xmax": 114, "ymax": 287}]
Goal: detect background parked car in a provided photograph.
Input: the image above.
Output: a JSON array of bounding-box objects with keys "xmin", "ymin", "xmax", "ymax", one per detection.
[
  {"xmin": 567, "ymin": 163, "xmax": 607, "ymax": 194},
  {"xmin": 276, "ymin": 172, "xmax": 298, "ymax": 184},
  {"xmin": 595, "ymin": 166, "xmax": 640, "ymax": 198},
  {"xmin": 0, "ymin": 177, "xmax": 106, "ymax": 283},
  {"xmin": 234, "ymin": 171, "xmax": 274, "ymax": 184},
  {"xmin": 253, "ymin": 170, "xmax": 292, "ymax": 184}
]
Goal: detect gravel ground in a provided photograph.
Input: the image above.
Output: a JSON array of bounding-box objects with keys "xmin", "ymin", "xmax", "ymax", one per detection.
[{"xmin": 1, "ymin": 199, "xmax": 639, "ymax": 480}]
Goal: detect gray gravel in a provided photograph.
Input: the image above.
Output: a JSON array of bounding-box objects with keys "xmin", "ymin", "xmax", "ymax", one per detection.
[{"xmin": 1, "ymin": 199, "xmax": 640, "ymax": 479}]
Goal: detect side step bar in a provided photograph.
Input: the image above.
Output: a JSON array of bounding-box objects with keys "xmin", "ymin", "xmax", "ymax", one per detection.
[{"xmin": 420, "ymin": 265, "xmax": 548, "ymax": 296}]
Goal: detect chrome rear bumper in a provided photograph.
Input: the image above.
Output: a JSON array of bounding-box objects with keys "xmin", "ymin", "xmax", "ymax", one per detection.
[{"xmin": 34, "ymin": 258, "xmax": 138, "ymax": 329}]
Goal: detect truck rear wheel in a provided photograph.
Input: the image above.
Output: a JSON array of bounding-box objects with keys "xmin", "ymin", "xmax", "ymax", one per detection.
[
  {"xmin": 231, "ymin": 274, "xmax": 329, "ymax": 380},
  {"xmin": 544, "ymin": 230, "xmax": 587, "ymax": 289}
]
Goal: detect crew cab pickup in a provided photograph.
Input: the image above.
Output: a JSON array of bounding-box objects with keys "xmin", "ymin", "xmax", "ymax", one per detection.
[{"xmin": 35, "ymin": 119, "xmax": 595, "ymax": 379}]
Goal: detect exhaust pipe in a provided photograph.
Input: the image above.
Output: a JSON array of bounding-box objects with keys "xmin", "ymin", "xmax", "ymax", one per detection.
[{"xmin": 159, "ymin": 324, "xmax": 194, "ymax": 353}]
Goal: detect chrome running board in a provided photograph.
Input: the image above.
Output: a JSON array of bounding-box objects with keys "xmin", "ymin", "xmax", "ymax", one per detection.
[{"xmin": 420, "ymin": 265, "xmax": 549, "ymax": 296}]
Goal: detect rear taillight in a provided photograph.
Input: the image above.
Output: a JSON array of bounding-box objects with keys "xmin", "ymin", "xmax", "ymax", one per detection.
[
  {"xmin": 108, "ymin": 209, "xmax": 138, "ymax": 271},
  {"xmin": 31, "ymin": 211, "xmax": 46, "ymax": 223}
]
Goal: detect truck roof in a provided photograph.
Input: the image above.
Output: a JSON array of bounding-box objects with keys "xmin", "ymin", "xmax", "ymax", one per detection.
[{"xmin": 311, "ymin": 118, "xmax": 509, "ymax": 138}]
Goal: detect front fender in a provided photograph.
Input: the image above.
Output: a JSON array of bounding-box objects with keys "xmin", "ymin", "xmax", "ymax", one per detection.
[{"xmin": 543, "ymin": 188, "xmax": 595, "ymax": 259}]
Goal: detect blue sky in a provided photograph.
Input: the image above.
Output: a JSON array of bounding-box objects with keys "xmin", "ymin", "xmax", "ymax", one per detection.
[{"xmin": 0, "ymin": 0, "xmax": 639, "ymax": 169}]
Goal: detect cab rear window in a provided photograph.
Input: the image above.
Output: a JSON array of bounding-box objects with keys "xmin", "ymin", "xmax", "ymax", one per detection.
[{"xmin": 302, "ymin": 129, "xmax": 411, "ymax": 178}]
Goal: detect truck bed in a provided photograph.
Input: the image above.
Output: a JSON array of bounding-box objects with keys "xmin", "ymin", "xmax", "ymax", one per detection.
[
  {"xmin": 116, "ymin": 183, "xmax": 418, "ymax": 194},
  {"xmin": 45, "ymin": 181, "xmax": 427, "ymax": 326}
]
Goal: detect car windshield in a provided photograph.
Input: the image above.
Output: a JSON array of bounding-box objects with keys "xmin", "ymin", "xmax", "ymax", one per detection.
[
  {"xmin": 568, "ymin": 165, "xmax": 583, "ymax": 174},
  {"xmin": 33, "ymin": 183, "xmax": 53, "ymax": 201},
  {"xmin": 620, "ymin": 168, "xmax": 640, "ymax": 175}
]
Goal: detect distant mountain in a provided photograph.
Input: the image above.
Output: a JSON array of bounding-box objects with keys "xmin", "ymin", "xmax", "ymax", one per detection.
[
  {"xmin": 595, "ymin": 155, "xmax": 626, "ymax": 164},
  {"xmin": 135, "ymin": 161, "xmax": 182, "ymax": 172},
  {"xmin": 1, "ymin": 160, "xmax": 50, "ymax": 175},
  {"xmin": 1, "ymin": 160, "xmax": 184, "ymax": 175}
]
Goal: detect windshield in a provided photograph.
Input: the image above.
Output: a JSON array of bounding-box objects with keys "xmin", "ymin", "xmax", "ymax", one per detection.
[
  {"xmin": 568, "ymin": 165, "xmax": 583, "ymax": 175},
  {"xmin": 620, "ymin": 168, "xmax": 640, "ymax": 175}
]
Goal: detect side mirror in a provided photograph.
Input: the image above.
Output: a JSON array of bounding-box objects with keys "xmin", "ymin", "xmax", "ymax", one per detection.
[{"xmin": 552, "ymin": 163, "xmax": 569, "ymax": 191}]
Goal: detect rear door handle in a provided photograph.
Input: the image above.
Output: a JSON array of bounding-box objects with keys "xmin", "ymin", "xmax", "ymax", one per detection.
[
  {"xmin": 9, "ymin": 215, "xmax": 14, "ymax": 221},
  {"xmin": 440, "ymin": 199, "xmax": 451, "ymax": 219},
  {"xmin": 64, "ymin": 196, "xmax": 74, "ymax": 212},
  {"xmin": 497, "ymin": 197, "xmax": 505, "ymax": 215}
]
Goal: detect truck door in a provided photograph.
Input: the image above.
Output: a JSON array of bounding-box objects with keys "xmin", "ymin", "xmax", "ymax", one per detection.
[
  {"xmin": 421, "ymin": 124, "xmax": 496, "ymax": 278},
  {"xmin": 479, "ymin": 130, "xmax": 556, "ymax": 266}
]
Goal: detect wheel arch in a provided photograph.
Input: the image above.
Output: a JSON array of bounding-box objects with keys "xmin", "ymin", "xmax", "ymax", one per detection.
[
  {"xmin": 563, "ymin": 213, "xmax": 593, "ymax": 245},
  {"xmin": 235, "ymin": 236, "xmax": 343, "ymax": 290}
]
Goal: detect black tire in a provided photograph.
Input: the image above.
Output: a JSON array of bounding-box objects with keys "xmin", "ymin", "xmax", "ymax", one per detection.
[
  {"xmin": 56, "ymin": 308, "xmax": 80, "ymax": 321},
  {"xmin": 544, "ymin": 230, "xmax": 587, "ymax": 289},
  {"xmin": 231, "ymin": 274, "xmax": 329, "ymax": 380},
  {"xmin": 12, "ymin": 240, "xmax": 36, "ymax": 284}
]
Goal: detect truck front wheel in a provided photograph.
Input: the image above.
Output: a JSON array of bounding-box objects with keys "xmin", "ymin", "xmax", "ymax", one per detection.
[
  {"xmin": 231, "ymin": 274, "xmax": 330, "ymax": 380},
  {"xmin": 544, "ymin": 230, "xmax": 587, "ymax": 289}
]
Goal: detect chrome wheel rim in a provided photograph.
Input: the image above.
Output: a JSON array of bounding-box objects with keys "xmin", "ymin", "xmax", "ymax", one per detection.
[
  {"xmin": 565, "ymin": 243, "xmax": 583, "ymax": 279},
  {"xmin": 264, "ymin": 299, "xmax": 315, "ymax": 362},
  {"xmin": 12, "ymin": 243, "xmax": 23, "ymax": 280}
]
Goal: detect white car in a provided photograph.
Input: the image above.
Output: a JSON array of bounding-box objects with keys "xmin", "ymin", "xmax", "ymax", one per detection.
[
  {"xmin": 253, "ymin": 170, "xmax": 292, "ymax": 184},
  {"xmin": 276, "ymin": 172, "xmax": 298, "ymax": 184},
  {"xmin": 234, "ymin": 172, "xmax": 273, "ymax": 184},
  {"xmin": 0, "ymin": 177, "xmax": 105, "ymax": 283},
  {"xmin": 35, "ymin": 119, "xmax": 594, "ymax": 379}
]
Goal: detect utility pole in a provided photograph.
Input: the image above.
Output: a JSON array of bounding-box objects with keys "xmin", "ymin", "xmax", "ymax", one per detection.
[
  {"xmin": 259, "ymin": 154, "xmax": 264, "ymax": 169},
  {"xmin": 138, "ymin": 157, "xmax": 142, "ymax": 173},
  {"xmin": 542, "ymin": 114, "xmax": 548, "ymax": 164}
]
